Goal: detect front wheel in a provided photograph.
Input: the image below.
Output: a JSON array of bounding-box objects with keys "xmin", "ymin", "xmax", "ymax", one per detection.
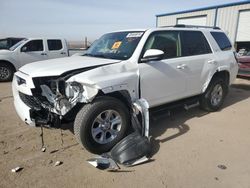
[
  {"xmin": 74, "ymin": 96, "xmax": 130, "ymax": 154},
  {"xmin": 0, "ymin": 63, "xmax": 14, "ymax": 82},
  {"xmin": 200, "ymin": 78, "xmax": 228, "ymax": 112}
]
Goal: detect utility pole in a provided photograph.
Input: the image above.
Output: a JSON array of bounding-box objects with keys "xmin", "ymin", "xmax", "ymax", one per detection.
[{"xmin": 84, "ymin": 37, "xmax": 88, "ymax": 48}]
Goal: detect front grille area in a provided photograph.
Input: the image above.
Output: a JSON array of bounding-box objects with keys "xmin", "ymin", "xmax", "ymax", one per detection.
[{"xmin": 19, "ymin": 92, "xmax": 41, "ymax": 109}]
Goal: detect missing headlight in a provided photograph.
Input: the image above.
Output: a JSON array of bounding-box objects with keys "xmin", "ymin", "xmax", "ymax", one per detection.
[{"xmin": 65, "ymin": 82, "xmax": 83, "ymax": 99}]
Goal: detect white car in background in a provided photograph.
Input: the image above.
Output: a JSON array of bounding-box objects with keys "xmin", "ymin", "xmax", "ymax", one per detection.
[
  {"xmin": 0, "ymin": 38, "xmax": 69, "ymax": 81},
  {"xmin": 12, "ymin": 25, "xmax": 238, "ymax": 154}
]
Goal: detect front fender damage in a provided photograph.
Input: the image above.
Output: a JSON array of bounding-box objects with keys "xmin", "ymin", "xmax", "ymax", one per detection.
[
  {"xmin": 29, "ymin": 79, "xmax": 100, "ymax": 127},
  {"xmin": 30, "ymin": 61, "xmax": 139, "ymax": 128}
]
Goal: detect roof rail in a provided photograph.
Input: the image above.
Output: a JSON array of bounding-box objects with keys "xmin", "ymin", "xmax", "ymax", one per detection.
[
  {"xmin": 174, "ymin": 24, "xmax": 221, "ymax": 30},
  {"xmin": 158, "ymin": 25, "xmax": 176, "ymax": 28}
]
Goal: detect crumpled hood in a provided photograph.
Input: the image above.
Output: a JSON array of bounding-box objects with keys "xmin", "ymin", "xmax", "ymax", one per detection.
[{"xmin": 19, "ymin": 56, "xmax": 120, "ymax": 77}]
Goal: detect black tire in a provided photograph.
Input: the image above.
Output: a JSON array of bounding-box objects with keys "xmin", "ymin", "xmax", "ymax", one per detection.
[
  {"xmin": 74, "ymin": 96, "xmax": 130, "ymax": 154},
  {"xmin": 0, "ymin": 62, "xmax": 14, "ymax": 82},
  {"xmin": 200, "ymin": 77, "xmax": 228, "ymax": 112}
]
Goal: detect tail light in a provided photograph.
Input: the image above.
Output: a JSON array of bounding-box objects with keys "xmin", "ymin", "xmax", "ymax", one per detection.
[{"xmin": 233, "ymin": 52, "xmax": 239, "ymax": 63}]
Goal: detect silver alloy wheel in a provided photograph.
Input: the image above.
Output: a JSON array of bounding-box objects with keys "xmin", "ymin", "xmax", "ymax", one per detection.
[
  {"xmin": 210, "ymin": 84, "xmax": 223, "ymax": 106},
  {"xmin": 91, "ymin": 110, "xmax": 122, "ymax": 144},
  {"xmin": 0, "ymin": 66, "xmax": 10, "ymax": 80}
]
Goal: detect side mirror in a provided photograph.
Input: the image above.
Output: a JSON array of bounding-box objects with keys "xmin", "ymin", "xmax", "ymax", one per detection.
[
  {"xmin": 141, "ymin": 49, "xmax": 164, "ymax": 62},
  {"xmin": 21, "ymin": 46, "xmax": 27, "ymax": 52}
]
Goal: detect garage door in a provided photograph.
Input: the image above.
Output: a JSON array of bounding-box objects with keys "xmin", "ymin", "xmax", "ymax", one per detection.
[
  {"xmin": 177, "ymin": 16, "xmax": 207, "ymax": 26},
  {"xmin": 236, "ymin": 10, "xmax": 250, "ymax": 42}
]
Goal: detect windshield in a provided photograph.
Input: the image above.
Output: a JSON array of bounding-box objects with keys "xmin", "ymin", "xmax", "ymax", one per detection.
[
  {"xmin": 9, "ymin": 39, "xmax": 28, "ymax": 51},
  {"xmin": 85, "ymin": 31, "xmax": 144, "ymax": 60}
]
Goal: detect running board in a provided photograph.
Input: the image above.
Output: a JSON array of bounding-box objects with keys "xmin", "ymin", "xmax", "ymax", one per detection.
[
  {"xmin": 150, "ymin": 95, "xmax": 200, "ymax": 119},
  {"xmin": 184, "ymin": 102, "xmax": 200, "ymax": 110}
]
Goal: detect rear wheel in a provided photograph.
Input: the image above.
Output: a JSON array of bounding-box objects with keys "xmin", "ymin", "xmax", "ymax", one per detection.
[
  {"xmin": 74, "ymin": 96, "xmax": 130, "ymax": 154},
  {"xmin": 0, "ymin": 63, "xmax": 14, "ymax": 82},
  {"xmin": 200, "ymin": 77, "xmax": 228, "ymax": 112}
]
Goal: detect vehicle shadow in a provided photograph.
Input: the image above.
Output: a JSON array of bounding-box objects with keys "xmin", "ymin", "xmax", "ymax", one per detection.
[
  {"xmin": 149, "ymin": 107, "xmax": 206, "ymax": 157},
  {"xmin": 231, "ymin": 82, "xmax": 250, "ymax": 91},
  {"xmin": 224, "ymin": 81, "xmax": 250, "ymax": 107},
  {"xmin": 237, "ymin": 76, "xmax": 250, "ymax": 81},
  {"xmin": 61, "ymin": 122, "xmax": 74, "ymax": 133},
  {"xmin": 150, "ymin": 81, "xmax": 250, "ymax": 157}
]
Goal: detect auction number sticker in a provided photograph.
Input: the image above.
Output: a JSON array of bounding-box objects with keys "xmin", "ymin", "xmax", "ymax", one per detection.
[
  {"xmin": 126, "ymin": 32, "xmax": 143, "ymax": 38},
  {"xmin": 112, "ymin": 41, "xmax": 122, "ymax": 49}
]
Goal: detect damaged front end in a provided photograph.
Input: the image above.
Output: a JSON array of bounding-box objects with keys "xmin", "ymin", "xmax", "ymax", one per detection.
[{"xmin": 21, "ymin": 77, "xmax": 98, "ymax": 127}]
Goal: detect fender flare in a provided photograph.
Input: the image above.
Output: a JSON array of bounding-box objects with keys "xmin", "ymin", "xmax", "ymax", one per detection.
[{"xmin": 202, "ymin": 66, "xmax": 230, "ymax": 93}]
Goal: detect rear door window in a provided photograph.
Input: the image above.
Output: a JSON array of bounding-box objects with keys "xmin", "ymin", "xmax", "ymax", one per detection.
[
  {"xmin": 47, "ymin": 40, "xmax": 63, "ymax": 51},
  {"xmin": 181, "ymin": 31, "xmax": 212, "ymax": 56},
  {"xmin": 211, "ymin": 32, "xmax": 232, "ymax": 51}
]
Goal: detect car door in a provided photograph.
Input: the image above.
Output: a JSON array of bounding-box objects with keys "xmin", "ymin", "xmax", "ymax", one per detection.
[
  {"xmin": 179, "ymin": 31, "xmax": 216, "ymax": 96},
  {"xmin": 19, "ymin": 39, "xmax": 46, "ymax": 66},
  {"xmin": 46, "ymin": 39, "xmax": 68, "ymax": 59},
  {"xmin": 138, "ymin": 31, "xmax": 188, "ymax": 107}
]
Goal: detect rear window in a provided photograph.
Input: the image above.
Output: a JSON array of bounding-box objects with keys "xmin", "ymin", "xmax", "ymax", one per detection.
[
  {"xmin": 211, "ymin": 32, "xmax": 232, "ymax": 51},
  {"xmin": 181, "ymin": 31, "xmax": 212, "ymax": 56},
  {"xmin": 47, "ymin": 40, "xmax": 63, "ymax": 51}
]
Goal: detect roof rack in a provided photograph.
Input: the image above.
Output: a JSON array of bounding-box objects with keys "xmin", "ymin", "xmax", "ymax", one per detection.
[{"xmin": 174, "ymin": 24, "xmax": 221, "ymax": 30}]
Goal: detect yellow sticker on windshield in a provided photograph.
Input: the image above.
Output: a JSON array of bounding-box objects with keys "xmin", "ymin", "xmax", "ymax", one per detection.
[{"xmin": 112, "ymin": 41, "xmax": 122, "ymax": 49}]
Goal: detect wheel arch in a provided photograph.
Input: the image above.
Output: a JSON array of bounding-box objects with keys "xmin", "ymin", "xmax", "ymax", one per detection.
[
  {"xmin": 212, "ymin": 70, "xmax": 230, "ymax": 85},
  {"xmin": 200, "ymin": 70, "xmax": 229, "ymax": 112},
  {"xmin": 203, "ymin": 70, "xmax": 230, "ymax": 93},
  {"xmin": 0, "ymin": 60, "xmax": 16, "ymax": 72},
  {"xmin": 98, "ymin": 89, "xmax": 132, "ymax": 109},
  {"xmin": 63, "ymin": 89, "xmax": 132, "ymax": 122}
]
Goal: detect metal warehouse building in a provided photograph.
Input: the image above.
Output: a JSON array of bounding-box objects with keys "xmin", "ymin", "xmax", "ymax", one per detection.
[{"xmin": 156, "ymin": 1, "xmax": 250, "ymax": 51}]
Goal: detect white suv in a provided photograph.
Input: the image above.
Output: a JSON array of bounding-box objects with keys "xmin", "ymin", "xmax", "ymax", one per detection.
[{"xmin": 12, "ymin": 25, "xmax": 238, "ymax": 154}]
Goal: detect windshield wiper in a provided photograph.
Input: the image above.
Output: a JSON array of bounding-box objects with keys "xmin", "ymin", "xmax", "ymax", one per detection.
[
  {"xmin": 84, "ymin": 53, "xmax": 109, "ymax": 59},
  {"xmin": 83, "ymin": 53, "xmax": 94, "ymax": 57}
]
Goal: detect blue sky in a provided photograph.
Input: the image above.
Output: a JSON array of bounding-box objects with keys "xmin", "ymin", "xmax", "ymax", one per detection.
[{"xmin": 0, "ymin": 0, "xmax": 246, "ymax": 41}]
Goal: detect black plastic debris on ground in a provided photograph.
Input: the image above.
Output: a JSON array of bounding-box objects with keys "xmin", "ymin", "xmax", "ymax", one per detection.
[{"xmin": 217, "ymin": 164, "xmax": 227, "ymax": 170}]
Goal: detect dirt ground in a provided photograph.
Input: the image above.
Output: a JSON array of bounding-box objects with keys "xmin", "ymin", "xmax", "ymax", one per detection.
[{"xmin": 0, "ymin": 78, "xmax": 250, "ymax": 188}]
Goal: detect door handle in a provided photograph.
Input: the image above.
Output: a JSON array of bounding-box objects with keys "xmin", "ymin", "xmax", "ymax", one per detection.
[
  {"xmin": 41, "ymin": 53, "xmax": 47, "ymax": 55},
  {"xmin": 177, "ymin": 64, "xmax": 187, "ymax": 69},
  {"xmin": 61, "ymin": 52, "xmax": 66, "ymax": 55},
  {"xmin": 208, "ymin": 59, "xmax": 216, "ymax": 64}
]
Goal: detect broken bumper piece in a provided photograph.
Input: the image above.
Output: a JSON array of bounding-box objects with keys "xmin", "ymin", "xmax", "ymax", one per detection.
[
  {"xmin": 87, "ymin": 132, "xmax": 151, "ymax": 170},
  {"xmin": 30, "ymin": 108, "xmax": 61, "ymax": 128},
  {"xmin": 13, "ymin": 86, "xmax": 60, "ymax": 128}
]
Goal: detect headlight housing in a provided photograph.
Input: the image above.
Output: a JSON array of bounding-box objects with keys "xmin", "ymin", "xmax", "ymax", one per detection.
[
  {"xmin": 65, "ymin": 82, "xmax": 83, "ymax": 99},
  {"xmin": 16, "ymin": 75, "xmax": 26, "ymax": 86}
]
